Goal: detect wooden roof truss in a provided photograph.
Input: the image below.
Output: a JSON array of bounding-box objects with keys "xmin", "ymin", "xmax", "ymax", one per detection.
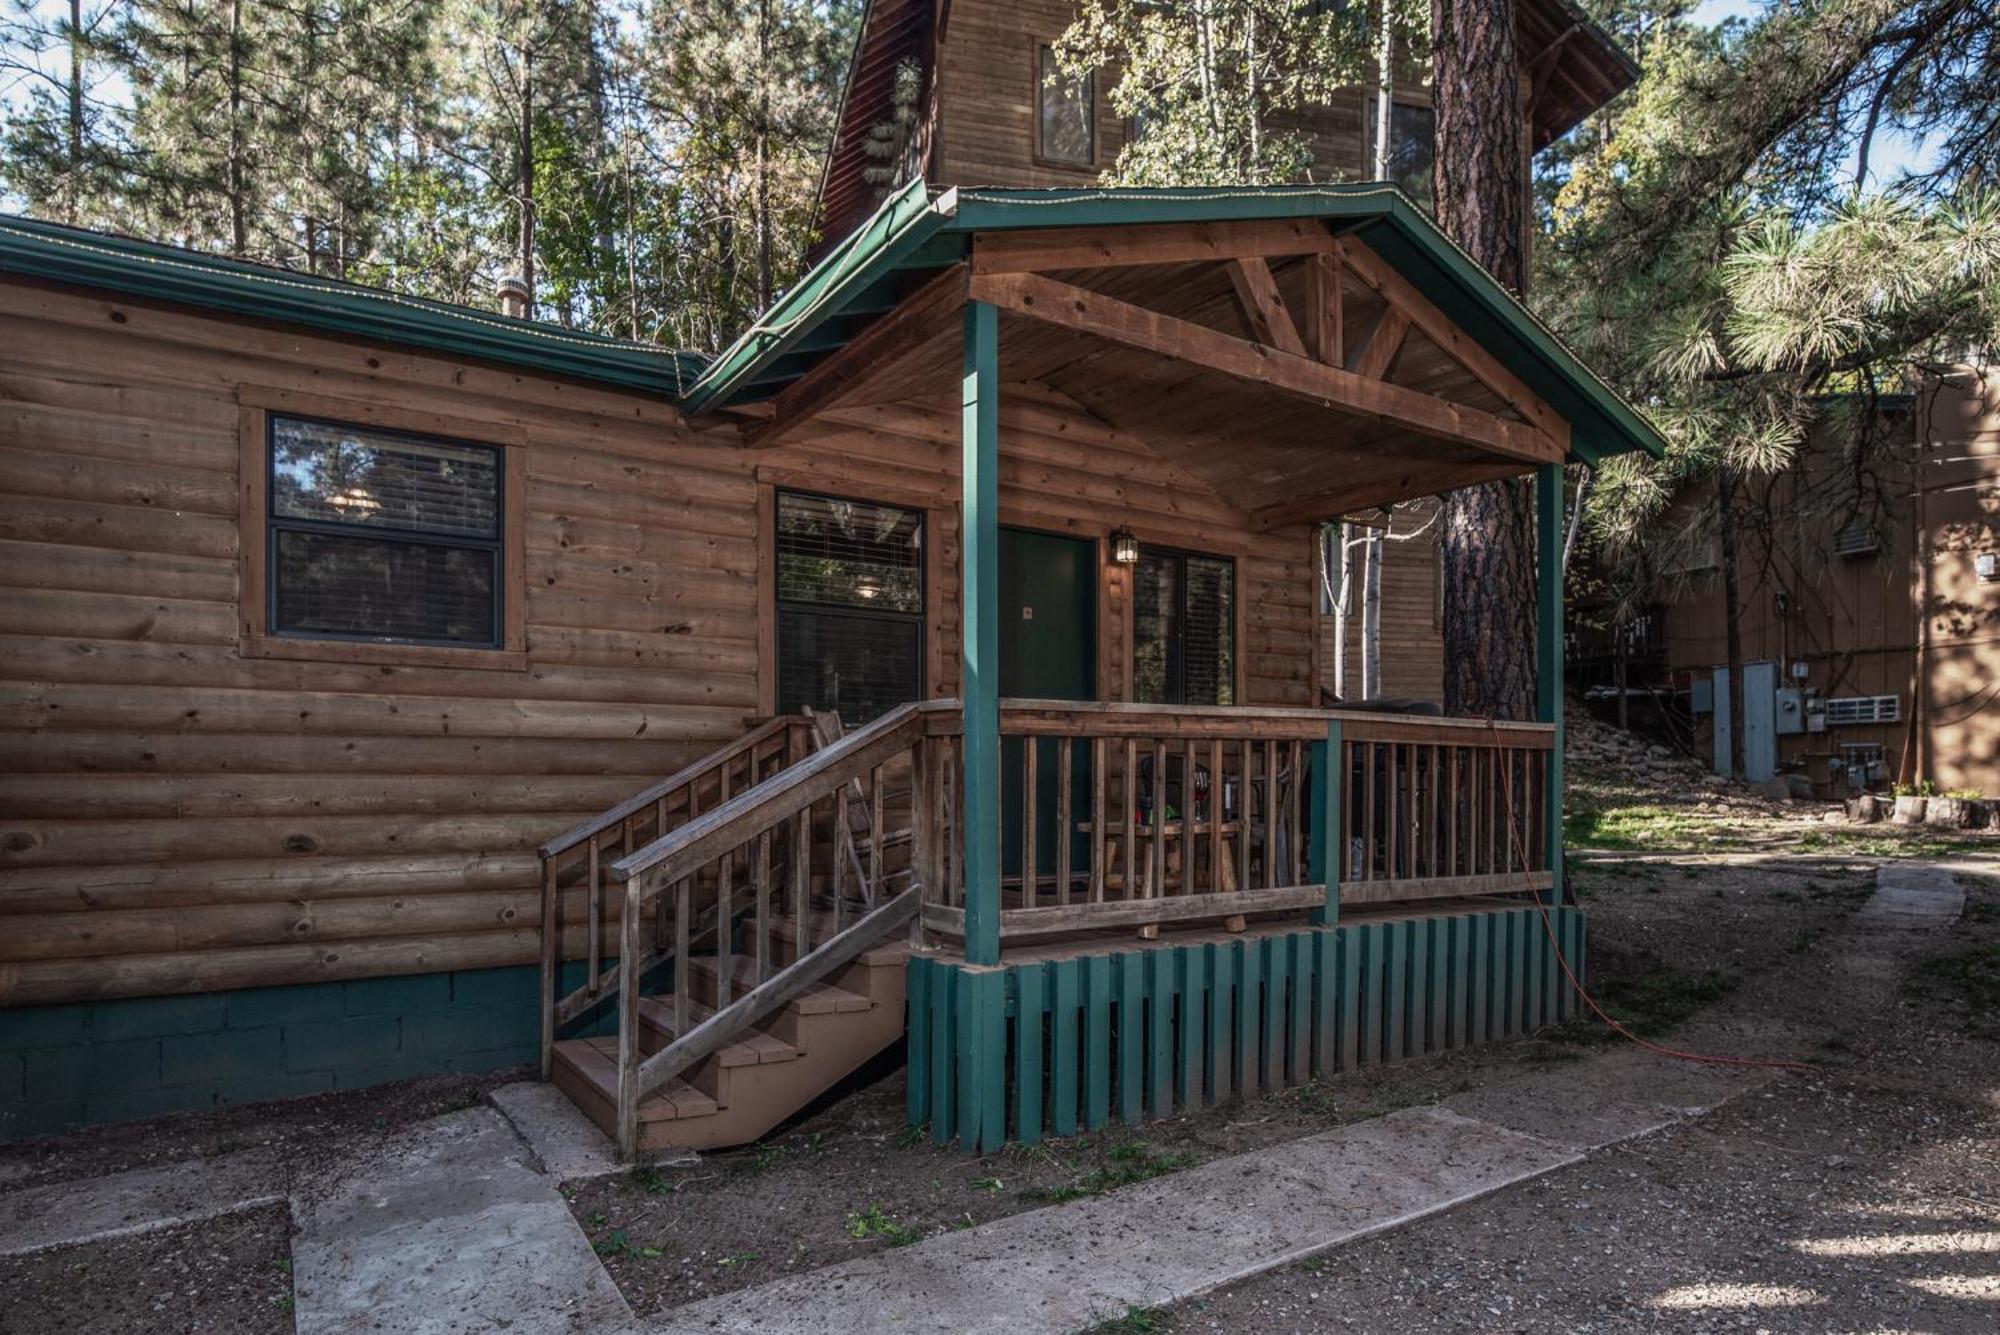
[{"xmin": 747, "ymin": 219, "xmax": 1575, "ymax": 528}]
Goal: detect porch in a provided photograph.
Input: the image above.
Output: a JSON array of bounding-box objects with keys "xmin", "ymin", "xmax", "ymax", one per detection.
[
  {"xmin": 535, "ymin": 183, "xmax": 1664, "ymax": 1155},
  {"xmin": 539, "ymin": 694, "xmax": 1574, "ymax": 1152}
]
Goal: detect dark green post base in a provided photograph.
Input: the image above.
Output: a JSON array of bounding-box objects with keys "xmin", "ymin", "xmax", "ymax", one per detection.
[{"xmin": 906, "ymin": 903, "xmax": 1586, "ymax": 1150}]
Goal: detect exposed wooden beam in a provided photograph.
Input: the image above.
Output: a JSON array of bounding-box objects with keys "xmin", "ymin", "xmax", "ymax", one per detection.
[
  {"xmin": 744, "ymin": 263, "xmax": 968, "ymax": 449},
  {"xmin": 970, "ymin": 218, "xmax": 1337, "ymax": 275},
  {"xmin": 971, "ymin": 270, "xmax": 1561, "ymax": 466},
  {"xmin": 1337, "ymin": 238, "xmax": 1570, "ymax": 450},
  {"xmin": 1348, "ymin": 306, "xmax": 1410, "ymax": 381},
  {"xmin": 1224, "ymin": 257, "xmax": 1306, "ymax": 355},
  {"xmin": 1301, "ymin": 252, "xmax": 1343, "ymax": 365},
  {"xmin": 1248, "ymin": 458, "xmax": 1530, "ymax": 531}
]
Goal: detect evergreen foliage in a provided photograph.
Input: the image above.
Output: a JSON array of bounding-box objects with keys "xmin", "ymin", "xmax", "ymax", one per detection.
[
  {"xmin": 0, "ymin": 0, "xmax": 857, "ymax": 350},
  {"xmin": 1053, "ymin": 0, "xmax": 1427, "ymax": 185}
]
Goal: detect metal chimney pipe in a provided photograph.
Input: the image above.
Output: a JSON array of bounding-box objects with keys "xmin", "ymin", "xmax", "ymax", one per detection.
[{"xmin": 495, "ymin": 274, "xmax": 532, "ymax": 320}]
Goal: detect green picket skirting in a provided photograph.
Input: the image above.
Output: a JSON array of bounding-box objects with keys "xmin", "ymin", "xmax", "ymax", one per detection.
[{"xmin": 906, "ymin": 902, "xmax": 1586, "ymax": 1150}]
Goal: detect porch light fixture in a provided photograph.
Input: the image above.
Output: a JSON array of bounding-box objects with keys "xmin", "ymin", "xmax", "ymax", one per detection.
[{"xmin": 1112, "ymin": 527, "xmax": 1140, "ymax": 564}]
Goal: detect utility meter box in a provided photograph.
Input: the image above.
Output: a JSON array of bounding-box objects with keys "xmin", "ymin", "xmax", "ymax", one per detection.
[{"xmin": 1775, "ymin": 688, "xmax": 1805, "ymax": 735}]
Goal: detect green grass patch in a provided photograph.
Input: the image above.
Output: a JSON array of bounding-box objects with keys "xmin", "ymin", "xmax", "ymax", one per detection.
[
  {"xmin": 1023, "ymin": 1141, "xmax": 1195, "ymax": 1205},
  {"xmin": 1079, "ymin": 1306, "xmax": 1163, "ymax": 1333},
  {"xmin": 1563, "ymin": 802, "xmax": 1744, "ymax": 852},
  {"xmin": 845, "ymin": 1203, "xmax": 925, "ymax": 1247},
  {"xmin": 1791, "ymin": 827, "xmax": 1992, "ymax": 858},
  {"xmin": 591, "ymin": 1229, "xmax": 662, "ymax": 1259}
]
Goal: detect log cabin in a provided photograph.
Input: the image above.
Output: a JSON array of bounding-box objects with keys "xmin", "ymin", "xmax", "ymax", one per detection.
[{"xmin": 0, "ymin": 181, "xmax": 1665, "ymax": 1151}]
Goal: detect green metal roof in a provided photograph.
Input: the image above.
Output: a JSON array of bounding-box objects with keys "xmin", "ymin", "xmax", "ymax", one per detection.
[
  {"xmin": 0, "ymin": 212, "xmax": 704, "ymax": 397},
  {"xmin": 685, "ymin": 180, "xmax": 1667, "ymax": 464}
]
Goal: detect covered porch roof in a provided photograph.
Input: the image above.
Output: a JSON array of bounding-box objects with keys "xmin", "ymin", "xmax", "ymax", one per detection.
[{"xmin": 687, "ymin": 183, "xmax": 1664, "ymax": 527}]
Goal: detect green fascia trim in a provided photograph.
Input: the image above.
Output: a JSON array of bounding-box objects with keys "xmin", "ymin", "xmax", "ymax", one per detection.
[
  {"xmin": 0, "ymin": 212, "xmax": 704, "ymax": 398},
  {"xmin": 681, "ymin": 178, "xmax": 962, "ymax": 413},
  {"xmin": 689, "ymin": 181, "xmax": 1667, "ymax": 463}
]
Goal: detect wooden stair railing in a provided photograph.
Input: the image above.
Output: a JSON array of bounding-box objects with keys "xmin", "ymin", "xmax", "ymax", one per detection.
[
  {"xmin": 596, "ymin": 699, "xmax": 955, "ymax": 1156},
  {"xmin": 537, "ymin": 714, "xmax": 813, "ymax": 1079}
]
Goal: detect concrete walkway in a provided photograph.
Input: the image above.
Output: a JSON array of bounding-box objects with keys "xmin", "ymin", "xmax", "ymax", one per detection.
[
  {"xmin": 291, "ymin": 1106, "xmax": 632, "ymax": 1335},
  {"xmin": 1859, "ymin": 863, "xmax": 1965, "ymax": 928},
  {"xmin": 0, "ymin": 1046, "xmax": 1767, "ymax": 1335},
  {"xmin": 649, "ymin": 1053, "xmax": 1768, "ymax": 1335}
]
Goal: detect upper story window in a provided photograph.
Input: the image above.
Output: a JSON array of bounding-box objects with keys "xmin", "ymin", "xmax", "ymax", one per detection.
[
  {"xmin": 1134, "ymin": 546, "xmax": 1235, "ymax": 706},
  {"xmin": 267, "ymin": 414, "xmax": 504, "ymax": 648},
  {"xmin": 1037, "ymin": 44, "xmax": 1095, "ymax": 168},
  {"xmin": 1373, "ymin": 100, "xmax": 1435, "ymax": 210},
  {"xmin": 775, "ymin": 489, "xmax": 926, "ymax": 724}
]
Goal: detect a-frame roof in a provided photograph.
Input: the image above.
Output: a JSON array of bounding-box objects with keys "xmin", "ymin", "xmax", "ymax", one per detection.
[{"xmin": 687, "ymin": 180, "xmax": 1666, "ymax": 473}]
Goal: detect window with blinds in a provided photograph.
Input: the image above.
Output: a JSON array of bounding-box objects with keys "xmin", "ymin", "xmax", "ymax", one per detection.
[
  {"xmin": 775, "ymin": 490, "xmax": 925, "ymax": 724},
  {"xmin": 1134, "ymin": 547, "xmax": 1235, "ymax": 706},
  {"xmin": 267, "ymin": 415, "xmax": 504, "ymax": 647}
]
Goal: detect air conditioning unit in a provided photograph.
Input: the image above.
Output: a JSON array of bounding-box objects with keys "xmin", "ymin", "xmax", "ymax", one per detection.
[
  {"xmin": 1833, "ymin": 522, "xmax": 1879, "ymax": 558},
  {"xmin": 1823, "ymin": 694, "xmax": 1899, "ymax": 726}
]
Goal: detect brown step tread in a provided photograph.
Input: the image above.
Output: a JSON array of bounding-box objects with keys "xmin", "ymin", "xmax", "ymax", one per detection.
[
  {"xmin": 635, "ymin": 997, "xmax": 799, "ymax": 1065},
  {"xmin": 552, "ymin": 1037, "xmax": 718, "ymax": 1121},
  {"xmin": 686, "ymin": 955, "xmax": 877, "ymax": 1014},
  {"xmin": 766, "ymin": 914, "xmax": 913, "ymax": 967}
]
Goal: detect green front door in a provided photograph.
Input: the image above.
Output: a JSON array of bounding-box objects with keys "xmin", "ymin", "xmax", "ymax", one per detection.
[{"xmin": 1000, "ymin": 529, "xmax": 1096, "ymax": 890}]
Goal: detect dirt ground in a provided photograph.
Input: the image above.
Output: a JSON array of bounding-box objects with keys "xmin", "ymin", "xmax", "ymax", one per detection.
[
  {"xmin": 0, "ymin": 1071, "xmax": 514, "ymax": 1196},
  {"xmin": 1145, "ymin": 872, "xmax": 2000, "ymax": 1333},
  {"xmin": 1, "ymin": 755, "xmax": 1994, "ymax": 1333},
  {"xmin": 0, "ymin": 1201, "xmax": 294, "ymax": 1334}
]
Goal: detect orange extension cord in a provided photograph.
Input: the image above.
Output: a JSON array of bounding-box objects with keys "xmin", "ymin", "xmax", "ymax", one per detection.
[{"xmin": 1499, "ymin": 758, "xmax": 1816, "ymax": 1074}]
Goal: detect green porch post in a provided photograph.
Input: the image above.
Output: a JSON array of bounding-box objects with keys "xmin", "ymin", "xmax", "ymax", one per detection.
[
  {"xmin": 1536, "ymin": 463, "xmax": 1565, "ymax": 906},
  {"xmin": 961, "ymin": 300, "xmax": 1001, "ymax": 966},
  {"xmin": 1308, "ymin": 719, "xmax": 1343, "ymax": 926}
]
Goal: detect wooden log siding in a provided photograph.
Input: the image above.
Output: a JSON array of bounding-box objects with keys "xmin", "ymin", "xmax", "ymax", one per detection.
[{"xmin": 0, "ymin": 277, "xmax": 1326, "ymax": 1006}]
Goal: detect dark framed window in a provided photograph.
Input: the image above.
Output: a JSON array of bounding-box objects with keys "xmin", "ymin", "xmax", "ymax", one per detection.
[
  {"xmin": 775, "ymin": 489, "xmax": 925, "ymax": 724},
  {"xmin": 266, "ymin": 414, "xmax": 504, "ymax": 648},
  {"xmin": 1037, "ymin": 44, "xmax": 1094, "ymax": 167},
  {"xmin": 1133, "ymin": 546, "xmax": 1235, "ymax": 705},
  {"xmin": 1369, "ymin": 100, "xmax": 1435, "ymax": 210}
]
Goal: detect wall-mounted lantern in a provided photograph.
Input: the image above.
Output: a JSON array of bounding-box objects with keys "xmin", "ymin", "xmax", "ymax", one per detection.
[{"xmin": 1111, "ymin": 527, "xmax": 1140, "ymax": 565}]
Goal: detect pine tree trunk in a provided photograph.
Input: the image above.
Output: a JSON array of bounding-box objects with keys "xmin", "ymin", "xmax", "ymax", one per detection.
[
  {"xmin": 65, "ymin": 0, "xmax": 83, "ymax": 223},
  {"xmin": 227, "ymin": 0, "xmax": 246, "ymax": 257},
  {"xmin": 1614, "ymin": 623, "xmax": 1629, "ymax": 730},
  {"xmin": 1717, "ymin": 470, "xmax": 1746, "ymax": 776},
  {"xmin": 755, "ymin": 0, "xmax": 775, "ymax": 311},
  {"xmin": 519, "ymin": 47, "xmax": 537, "ymax": 316},
  {"xmin": 1433, "ymin": 0, "xmax": 1535, "ymax": 721}
]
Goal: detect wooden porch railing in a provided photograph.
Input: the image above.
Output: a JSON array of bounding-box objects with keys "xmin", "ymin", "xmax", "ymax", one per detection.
[
  {"xmin": 1333, "ymin": 713, "xmax": 1557, "ymax": 905},
  {"xmin": 589, "ymin": 700, "xmax": 951, "ymax": 1154},
  {"xmin": 536, "ymin": 714, "xmax": 813, "ymax": 1080},
  {"xmin": 916, "ymin": 701, "xmax": 1556, "ymax": 944}
]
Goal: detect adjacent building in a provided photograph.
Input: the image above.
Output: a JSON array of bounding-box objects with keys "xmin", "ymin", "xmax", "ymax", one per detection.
[{"xmin": 1650, "ymin": 366, "xmax": 1999, "ymax": 797}]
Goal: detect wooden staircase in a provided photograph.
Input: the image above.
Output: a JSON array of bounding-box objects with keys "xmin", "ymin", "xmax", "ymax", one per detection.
[
  {"xmin": 537, "ymin": 704, "xmax": 948, "ymax": 1156},
  {"xmin": 549, "ymin": 914, "xmax": 910, "ymax": 1151}
]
